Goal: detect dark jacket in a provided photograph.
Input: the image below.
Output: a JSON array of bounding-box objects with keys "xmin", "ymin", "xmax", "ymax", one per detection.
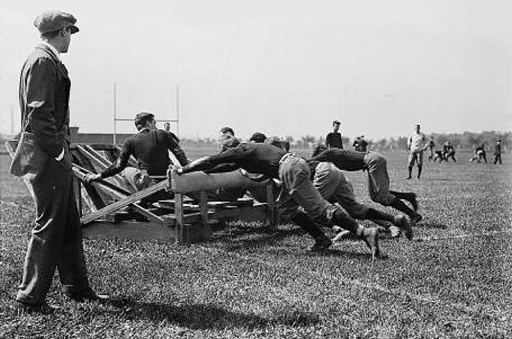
[{"xmin": 19, "ymin": 43, "xmax": 71, "ymax": 160}]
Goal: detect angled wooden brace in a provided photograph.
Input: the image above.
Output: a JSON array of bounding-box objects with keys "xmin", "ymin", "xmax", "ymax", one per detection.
[{"xmin": 73, "ymin": 165, "xmax": 168, "ymax": 225}]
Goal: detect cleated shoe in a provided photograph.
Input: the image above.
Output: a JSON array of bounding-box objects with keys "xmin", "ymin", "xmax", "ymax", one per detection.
[
  {"xmin": 410, "ymin": 213, "xmax": 423, "ymax": 225},
  {"xmin": 332, "ymin": 230, "xmax": 351, "ymax": 242},
  {"xmin": 13, "ymin": 301, "xmax": 56, "ymax": 314},
  {"xmin": 394, "ymin": 214, "xmax": 414, "ymax": 240},
  {"xmin": 66, "ymin": 289, "xmax": 109, "ymax": 303},
  {"xmin": 310, "ymin": 236, "xmax": 333, "ymax": 252}
]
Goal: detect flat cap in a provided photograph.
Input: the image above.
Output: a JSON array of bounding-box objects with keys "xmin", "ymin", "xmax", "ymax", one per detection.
[{"xmin": 34, "ymin": 10, "xmax": 79, "ymax": 34}]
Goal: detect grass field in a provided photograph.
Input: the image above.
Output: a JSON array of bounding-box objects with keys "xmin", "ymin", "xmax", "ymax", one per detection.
[{"xmin": 0, "ymin": 149, "xmax": 511, "ymax": 338}]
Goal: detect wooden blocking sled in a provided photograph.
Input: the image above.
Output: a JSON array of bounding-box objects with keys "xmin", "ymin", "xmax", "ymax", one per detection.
[{"xmin": 69, "ymin": 143, "xmax": 277, "ymax": 243}]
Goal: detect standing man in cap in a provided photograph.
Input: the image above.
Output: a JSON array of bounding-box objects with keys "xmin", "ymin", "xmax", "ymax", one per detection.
[
  {"xmin": 13, "ymin": 10, "xmax": 106, "ymax": 313},
  {"xmin": 407, "ymin": 124, "xmax": 427, "ymax": 179},
  {"xmin": 326, "ymin": 120, "xmax": 344, "ymax": 149}
]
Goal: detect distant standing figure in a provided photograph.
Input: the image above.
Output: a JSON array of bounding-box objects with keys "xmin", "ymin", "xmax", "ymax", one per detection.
[
  {"xmin": 442, "ymin": 141, "xmax": 456, "ymax": 162},
  {"xmin": 426, "ymin": 136, "xmax": 435, "ymax": 161},
  {"xmin": 163, "ymin": 122, "xmax": 171, "ymax": 132},
  {"xmin": 162, "ymin": 122, "xmax": 180, "ymax": 144},
  {"xmin": 13, "ymin": 10, "xmax": 106, "ymax": 313},
  {"xmin": 494, "ymin": 140, "xmax": 502, "ymax": 165},
  {"xmin": 352, "ymin": 136, "xmax": 360, "ymax": 150},
  {"xmin": 326, "ymin": 120, "xmax": 343, "ymax": 149},
  {"xmin": 407, "ymin": 124, "xmax": 426, "ymax": 179}
]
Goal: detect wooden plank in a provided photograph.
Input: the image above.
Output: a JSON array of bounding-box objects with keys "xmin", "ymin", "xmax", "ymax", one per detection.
[
  {"xmin": 79, "ymin": 179, "xmax": 169, "ymax": 225},
  {"xmin": 71, "ymin": 143, "xmax": 119, "ymax": 151},
  {"xmin": 207, "ymin": 198, "xmax": 254, "ymax": 208},
  {"xmin": 73, "ymin": 164, "xmax": 133, "ymax": 195},
  {"xmin": 76, "ymin": 144, "xmax": 109, "ymax": 170},
  {"xmin": 75, "ymin": 145, "xmax": 132, "ymax": 192},
  {"xmin": 91, "ymin": 181, "xmax": 166, "ymax": 223},
  {"xmin": 83, "ymin": 144, "xmax": 112, "ymax": 167},
  {"xmin": 154, "ymin": 201, "xmax": 201, "ymax": 212}
]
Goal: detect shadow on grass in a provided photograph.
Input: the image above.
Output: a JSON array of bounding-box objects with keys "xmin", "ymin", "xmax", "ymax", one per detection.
[
  {"xmin": 105, "ymin": 298, "xmax": 320, "ymax": 330},
  {"xmin": 304, "ymin": 248, "xmax": 389, "ymax": 260},
  {"xmin": 212, "ymin": 225, "xmax": 305, "ymax": 249},
  {"xmin": 415, "ymin": 221, "xmax": 448, "ymax": 230}
]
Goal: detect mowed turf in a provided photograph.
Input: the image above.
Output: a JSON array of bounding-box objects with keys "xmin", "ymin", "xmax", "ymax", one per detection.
[{"xmin": 0, "ymin": 149, "xmax": 510, "ymax": 338}]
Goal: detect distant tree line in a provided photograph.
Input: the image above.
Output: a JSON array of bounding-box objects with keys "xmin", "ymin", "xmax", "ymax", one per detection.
[{"xmin": 0, "ymin": 130, "xmax": 508, "ymax": 153}]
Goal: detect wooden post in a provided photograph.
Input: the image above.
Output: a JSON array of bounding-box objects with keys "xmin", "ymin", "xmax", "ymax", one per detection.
[
  {"xmin": 266, "ymin": 181, "xmax": 277, "ymax": 230},
  {"xmin": 175, "ymin": 193, "xmax": 184, "ymax": 245},
  {"xmin": 199, "ymin": 191, "xmax": 209, "ymax": 227}
]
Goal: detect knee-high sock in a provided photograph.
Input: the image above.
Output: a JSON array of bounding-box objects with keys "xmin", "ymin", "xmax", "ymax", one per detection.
[
  {"xmin": 407, "ymin": 167, "xmax": 412, "ymax": 178},
  {"xmin": 417, "ymin": 166, "xmax": 422, "ymax": 178},
  {"xmin": 291, "ymin": 212, "xmax": 325, "ymax": 239},
  {"xmin": 390, "ymin": 197, "xmax": 415, "ymax": 217},
  {"xmin": 365, "ymin": 208, "xmax": 395, "ymax": 223},
  {"xmin": 389, "ymin": 190, "xmax": 415, "ymax": 201},
  {"xmin": 330, "ymin": 208, "xmax": 362, "ymax": 235}
]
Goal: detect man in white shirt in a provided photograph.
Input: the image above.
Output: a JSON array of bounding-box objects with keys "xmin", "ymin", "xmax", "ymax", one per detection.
[{"xmin": 407, "ymin": 124, "xmax": 426, "ymax": 179}]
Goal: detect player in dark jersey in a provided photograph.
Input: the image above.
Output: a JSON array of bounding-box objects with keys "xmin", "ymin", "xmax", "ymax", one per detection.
[{"xmin": 85, "ymin": 112, "xmax": 188, "ymax": 190}]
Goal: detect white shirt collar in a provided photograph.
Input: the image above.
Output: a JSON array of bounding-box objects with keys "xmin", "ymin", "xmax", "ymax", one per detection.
[{"xmin": 41, "ymin": 41, "xmax": 61, "ymax": 62}]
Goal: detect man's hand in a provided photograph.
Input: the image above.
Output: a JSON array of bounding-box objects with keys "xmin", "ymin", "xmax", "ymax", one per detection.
[{"xmin": 83, "ymin": 173, "xmax": 101, "ymax": 184}]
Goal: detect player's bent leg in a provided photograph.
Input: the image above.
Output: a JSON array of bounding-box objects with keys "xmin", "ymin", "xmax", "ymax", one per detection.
[
  {"xmin": 389, "ymin": 191, "xmax": 418, "ymax": 211},
  {"xmin": 389, "ymin": 197, "xmax": 422, "ymax": 225},
  {"xmin": 326, "ymin": 205, "xmax": 380, "ymax": 259}
]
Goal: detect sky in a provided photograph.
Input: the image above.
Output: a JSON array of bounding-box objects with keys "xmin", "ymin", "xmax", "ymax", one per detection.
[{"xmin": 1, "ymin": 0, "xmax": 511, "ymax": 141}]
